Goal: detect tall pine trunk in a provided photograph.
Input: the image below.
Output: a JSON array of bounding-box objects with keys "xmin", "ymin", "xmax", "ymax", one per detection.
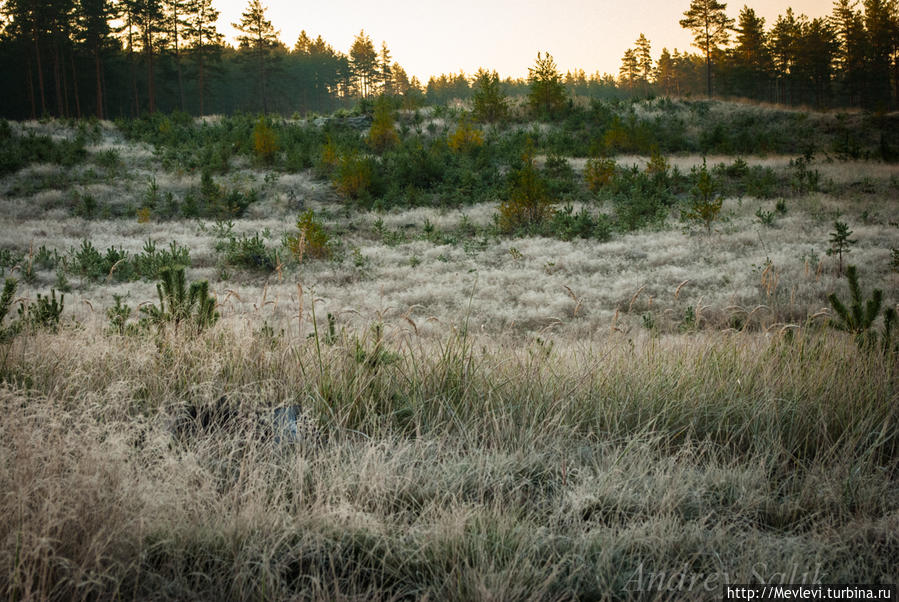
[
  {"xmin": 29, "ymin": 0, "xmax": 47, "ymax": 116},
  {"xmin": 128, "ymin": 23, "xmax": 139, "ymax": 116},
  {"xmin": 197, "ymin": 51, "xmax": 205, "ymax": 116},
  {"xmin": 705, "ymin": 22, "xmax": 712, "ymax": 97},
  {"xmin": 53, "ymin": 42, "xmax": 64, "ymax": 116},
  {"xmin": 25, "ymin": 55, "xmax": 37, "ymax": 119},
  {"xmin": 70, "ymin": 50, "xmax": 82, "ymax": 118},
  {"xmin": 146, "ymin": 42, "xmax": 156, "ymax": 113},
  {"xmin": 173, "ymin": 14, "xmax": 185, "ymax": 111},
  {"xmin": 94, "ymin": 41, "xmax": 104, "ymax": 119},
  {"xmin": 259, "ymin": 48, "xmax": 268, "ymax": 113}
]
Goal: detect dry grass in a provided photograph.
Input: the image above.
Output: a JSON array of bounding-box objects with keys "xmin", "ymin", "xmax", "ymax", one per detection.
[
  {"xmin": 0, "ymin": 323, "xmax": 897, "ymax": 600},
  {"xmin": 1, "ymin": 114, "xmax": 898, "ymax": 599},
  {"xmin": 3, "ymin": 121, "xmax": 897, "ymax": 341}
]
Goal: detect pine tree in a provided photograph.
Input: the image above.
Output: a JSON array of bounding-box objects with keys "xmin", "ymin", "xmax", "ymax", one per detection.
[
  {"xmin": 684, "ymin": 159, "xmax": 723, "ymax": 234},
  {"xmin": 5, "ymin": 0, "xmax": 80, "ymax": 117},
  {"xmin": 828, "ymin": 264, "xmax": 896, "ymax": 350},
  {"xmin": 471, "ymin": 68, "xmax": 507, "ymax": 122},
  {"xmin": 116, "ymin": 0, "xmax": 141, "ymax": 115},
  {"xmin": 527, "ymin": 52, "xmax": 567, "ymax": 118},
  {"xmin": 233, "ymin": 0, "xmax": 279, "ymax": 113},
  {"xmin": 391, "ymin": 62, "xmax": 410, "ymax": 94},
  {"xmin": 293, "ymin": 29, "xmax": 311, "ymax": 53},
  {"xmin": 731, "ymin": 6, "xmax": 770, "ymax": 98},
  {"xmin": 826, "ymin": 220, "xmax": 856, "ymax": 277},
  {"xmin": 770, "ymin": 9, "xmax": 800, "ymax": 104},
  {"xmin": 378, "ymin": 41, "xmax": 392, "ymax": 95},
  {"xmin": 619, "ymin": 48, "xmax": 639, "ymax": 89},
  {"xmin": 795, "ymin": 18, "xmax": 838, "ymax": 108},
  {"xmin": 635, "ymin": 33, "xmax": 653, "ymax": 87},
  {"xmin": 679, "ymin": 0, "xmax": 734, "ymax": 97},
  {"xmin": 165, "ymin": 0, "xmax": 187, "ymax": 111},
  {"xmin": 3, "ymin": 0, "xmax": 47, "ymax": 116},
  {"xmin": 349, "ymin": 29, "xmax": 377, "ymax": 98},
  {"xmin": 133, "ymin": 0, "xmax": 167, "ymax": 113},
  {"xmin": 183, "ymin": 0, "xmax": 222, "ymax": 115},
  {"xmin": 830, "ymin": 0, "xmax": 867, "ymax": 106},
  {"xmin": 862, "ymin": 0, "xmax": 896, "ymax": 109},
  {"xmin": 76, "ymin": 0, "xmax": 116, "ymax": 119},
  {"xmin": 655, "ymin": 48, "xmax": 676, "ymax": 95}
]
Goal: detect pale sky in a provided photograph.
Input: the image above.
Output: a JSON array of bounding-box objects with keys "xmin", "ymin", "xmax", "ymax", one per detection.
[{"xmin": 218, "ymin": 0, "xmax": 831, "ymax": 82}]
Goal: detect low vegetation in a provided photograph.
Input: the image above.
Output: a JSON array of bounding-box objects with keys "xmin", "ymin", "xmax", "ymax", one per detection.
[{"xmin": 1, "ymin": 97, "xmax": 897, "ymax": 598}]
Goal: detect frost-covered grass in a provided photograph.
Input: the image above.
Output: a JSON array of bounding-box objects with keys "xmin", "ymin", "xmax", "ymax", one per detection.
[
  {"xmin": 1, "ymin": 110, "xmax": 897, "ymax": 599},
  {"xmin": 1, "ymin": 325, "xmax": 897, "ymax": 600},
  {"xmin": 3, "ymin": 185, "xmax": 896, "ymax": 339}
]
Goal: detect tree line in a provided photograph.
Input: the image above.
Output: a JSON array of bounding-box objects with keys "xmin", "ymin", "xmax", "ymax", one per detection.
[
  {"xmin": 627, "ymin": 0, "xmax": 899, "ymax": 109},
  {"xmin": 0, "ymin": 0, "xmax": 424, "ymax": 119},
  {"xmin": 0, "ymin": 0, "xmax": 896, "ymax": 120}
]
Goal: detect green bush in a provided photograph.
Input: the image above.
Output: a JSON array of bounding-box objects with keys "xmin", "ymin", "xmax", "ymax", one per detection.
[
  {"xmin": 286, "ymin": 210, "xmax": 333, "ymax": 262},
  {"xmin": 548, "ymin": 204, "xmax": 612, "ymax": 241},
  {"xmin": 71, "ymin": 240, "xmax": 127, "ymax": 282},
  {"xmin": 368, "ymin": 98, "xmax": 399, "ymax": 153},
  {"xmin": 140, "ymin": 266, "xmax": 218, "ymax": 334},
  {"xmin": 17, "ymin": 289, "xmax": 65, "ymax": 332},
  {"xmin": 106, "ymin": 294, "xmax": 134, "ymax": 336},
  {"xmin": 133, "ymin": 240, "xmax": 191, "ymax": 280},
  {"xmin": 217, "ymin": 231, "xmax": 279, "ymax": 272},
  {"xmin": 828, "ymin": 265, "xmax": 896, "ymax": 352},
  {"xmin": 584, "ymin": 157, "xmax": 616, "ymax": 193},
  {"xmin": 682, "ymin": 160, "xmax": 723, "ymax": 234},
  {"xmin": 334, "ymin": 151, "xmax": 377, "ymax": 202},
  {"xmin": 497, "ymin": 143, "xmax": 554, "ymax": 234},
  {"xmin": 66, "ymin": 239, "xmax": 190, "ymax": 284},
  {"xmin": 252, "ymin": 116, "xmax": 279, "ymax": 164},
  {"xmin": 0, "ymin": 128, "xmax": 88, "ymax": 175},
  {"xmin": 605, "ymin": 166, "xmax": 673, "ymax": 232}
]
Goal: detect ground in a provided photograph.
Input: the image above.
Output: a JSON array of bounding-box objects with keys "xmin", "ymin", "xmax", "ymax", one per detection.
[{"xmin": 1, "ymin": 105, "xmax": 897, "ymax": 599}]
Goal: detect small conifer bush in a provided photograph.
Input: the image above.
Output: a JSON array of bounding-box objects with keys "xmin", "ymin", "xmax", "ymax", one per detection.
[
  {"xmin": 319, "ymin": 137, "xmax": 339, "ymax": 173},
  {"xmin": 368, "ymin": 99, "xmax": 399, "ymax": 153},
  {"xmin": 448, "ymin": 118, "xmax": 484, "ymax": 154},
  {"xmin": 141, "ymin": 266, "xmax": 218, "ymax": 334},
  {"xmin": 828, "ymin": 265, "xmax": 896, "ymax": 352},
  {"xmin": 584, "ymin": 157, "xmax": 616, "ymax": 193},
  {"xmin": 286, "ymin": 210, "xmax": 332, "ymax": 261},
  {"xmin": 252, "ymin": 117, "xmax": 278, "ymax": 164},
  {"xmin": 683, "ymin": 159, "xmax": 723, "ymax": 234},
  {"xmin": 334, "ymin": 152, "xmax": 374, "ymax": 200},
  {"xmin": 498, "ymin": 142, "xmax": 555, "ymax": 234},
  {"xmin": 826, "ymin": 221, "xmax": 856, "ymax": 277}
]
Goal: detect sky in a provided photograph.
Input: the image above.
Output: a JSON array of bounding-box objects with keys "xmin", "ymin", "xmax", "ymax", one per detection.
[{"xmin": 218, "ymin": 0, "xmax": 832, "ymax": 82}]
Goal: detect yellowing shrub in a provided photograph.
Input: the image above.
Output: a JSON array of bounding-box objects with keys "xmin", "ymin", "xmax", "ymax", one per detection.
[
  {"xmin": 448, "ymin": 119, "xmax": 484, "ymax": 153},
  {"xmin": 253, "ymin": 117, "xmax": 278, "ymax": 164},
  {"xmin": 287, "ymin": 210, "xmax": 331, "ymax": 261},
  {"xmin": 136, "ymin": 207, "xmax": 152, "ymax": 223},
  {"xmin": 368, "ymin": 101, "xmax": 398, "ymax": 153},
  {"xmin": 584, "ymin": 157, "xmax": 616, "ymax": 193},
  {"xmin": 319, "ymin": 137, "xmax": 339, "ymax": 172},
  {"xmin": 645, "ymin": 147, "xmax": 670, "ymax": 177},
  {"xmin": 334, "ymin": 152, "xmax": 373, "ymax": 200},
  {"xmin": 498, "ymin": 145, "xmax": 554, "ymax": 233}
]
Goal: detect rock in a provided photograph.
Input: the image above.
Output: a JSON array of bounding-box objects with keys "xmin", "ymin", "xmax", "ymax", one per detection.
[
  {"xmin": 271, "ymin": 405, "xmax": 322, "ymax": 445},
  {"xmin": 168, "ymin": 396, "xmax": 320, "ymax": 445},
  {"xmin": 343, "ymin": 115, "xmax": 372, "ymax": 129}
]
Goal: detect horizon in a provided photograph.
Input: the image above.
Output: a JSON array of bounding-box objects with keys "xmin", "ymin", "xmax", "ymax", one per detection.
[{"xmin": 215, "ymin": 0, "xmax": 832, "ymax": 82}]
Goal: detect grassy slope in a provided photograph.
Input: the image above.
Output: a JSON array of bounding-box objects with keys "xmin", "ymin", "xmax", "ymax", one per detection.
[
  {"xmin": 1, "ymin": 326, "xmax": 897, "ymax": 599},
  {"xmin": 1, "ymin": 102, "xmax": 898, "ymax": 599}
]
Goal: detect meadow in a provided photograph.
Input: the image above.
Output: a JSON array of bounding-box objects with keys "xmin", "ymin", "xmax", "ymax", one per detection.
[{"xmin": 1, "ymin": 98, "xmax": 897, "ymax": 600}]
